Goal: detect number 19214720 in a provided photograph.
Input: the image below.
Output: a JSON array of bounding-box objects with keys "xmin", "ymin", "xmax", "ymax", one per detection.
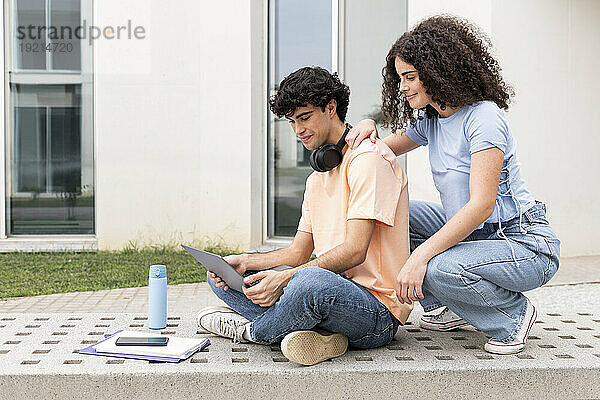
[{"xmin": 19, "ymin": 42, "xmax": 73, "ymax": 53}]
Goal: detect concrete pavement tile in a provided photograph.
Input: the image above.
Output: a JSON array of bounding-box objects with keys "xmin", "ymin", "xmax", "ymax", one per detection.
[{"xmin": 0, "ymin": 311, "xmax": 599, "ymax": 399}]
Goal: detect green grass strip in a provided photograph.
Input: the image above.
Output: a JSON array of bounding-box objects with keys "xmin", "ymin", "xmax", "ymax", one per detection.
[{"xmin": 0, "ymin": 242, "xmax": 238, "ymax": 298}]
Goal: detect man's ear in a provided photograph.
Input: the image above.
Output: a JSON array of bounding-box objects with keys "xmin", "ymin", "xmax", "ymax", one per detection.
[{"xmin": 327, "ymin": 99, "xmax": 337, "ymax": 118}]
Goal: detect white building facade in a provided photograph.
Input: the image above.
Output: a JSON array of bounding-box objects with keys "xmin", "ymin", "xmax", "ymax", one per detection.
[{"xmin": 1, "ymin": 0, "xmax": 598, "ymax": 257}]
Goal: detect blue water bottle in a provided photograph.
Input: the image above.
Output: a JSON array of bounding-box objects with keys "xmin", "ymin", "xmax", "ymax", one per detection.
[{"xmin": 148, "ymin": 265, "xmax": 167, "ymax": 329}]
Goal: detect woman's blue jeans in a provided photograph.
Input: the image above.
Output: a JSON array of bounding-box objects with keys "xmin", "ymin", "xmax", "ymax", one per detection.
[
  {"xmin": 411, "ymin": 200, "xmax": 560, "ymax": 342},
  {"xmin": 207, "ymin": 266, "xmax": 399, "ymax": 348}
]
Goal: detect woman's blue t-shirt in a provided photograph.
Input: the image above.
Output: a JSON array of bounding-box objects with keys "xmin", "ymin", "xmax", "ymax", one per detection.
[{"xmin": 404, "ymin": 100, "xmax": 535, "ymax": 228}]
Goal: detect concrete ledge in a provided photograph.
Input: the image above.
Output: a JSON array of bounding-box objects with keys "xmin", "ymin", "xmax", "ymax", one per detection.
[
  {"xmin": 2, "ymin": 368, "xmax": 599, "ymax": 399},
  {"xmin": 1, "ymin": 312, "xmax": 599, "ymax": 399}
]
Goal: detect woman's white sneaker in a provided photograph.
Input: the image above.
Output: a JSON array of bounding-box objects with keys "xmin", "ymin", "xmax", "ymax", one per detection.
[
  {"xmin": 420, "ymin": 306, "xmax": 468, "ymax": 331},
  {"xmin": 484, "ymin": 299, "xmax": 537, "ymax": 355}
]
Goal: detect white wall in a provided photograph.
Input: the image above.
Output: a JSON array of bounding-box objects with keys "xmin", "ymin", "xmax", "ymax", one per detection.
[
  {"xmin": 94, "ymin": 0, "xmax": 255, "ymax": 249},
  {"xmin": 406, "ymin": 0, "xmax": 600, "ymax": 256},
  {"xmin": 492, "ymin": 0, "xmax": 600, "ymax": 257},
  {"xmin": 91, "ymin": 0, "xmax": 600, "ymax": 256}
]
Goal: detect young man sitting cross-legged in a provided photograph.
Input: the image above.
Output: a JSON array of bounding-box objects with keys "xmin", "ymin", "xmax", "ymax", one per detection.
[{"xmin": 196, "ymin": 66, "xmax": 412, "ymax": 365}]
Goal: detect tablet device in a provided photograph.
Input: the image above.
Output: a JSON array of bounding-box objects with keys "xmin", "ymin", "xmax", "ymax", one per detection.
[
  {"xmin": 181, "ymin": 245, "xmax": 246, "ymax": 291},
  {"xmin": 181, "ymin": 245, "xmax": 293, "ymax": 292}
]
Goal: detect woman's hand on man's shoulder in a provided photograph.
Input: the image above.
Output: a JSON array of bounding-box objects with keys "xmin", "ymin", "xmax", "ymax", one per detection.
[{"xmin": 346, "ymin": 119, "xmax": 378, "ymax": 150}]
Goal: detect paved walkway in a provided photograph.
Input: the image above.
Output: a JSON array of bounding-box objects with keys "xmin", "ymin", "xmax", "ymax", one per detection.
[{"xmin": 1, "ymin": 255, "xmax": 599, "ymax": 313}]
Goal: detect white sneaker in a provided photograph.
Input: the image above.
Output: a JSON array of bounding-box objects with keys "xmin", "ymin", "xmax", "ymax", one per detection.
[
  {"xmin": 420, "ymin": 307, "xmax": 468, "ymax": 331},
  {"xmin": 281, "ymin": 330, "xmax": 348, "ymax": 366},
  {"xmin": 196, "ymin": 306, "xmax": 250, "ymax": 343},
  {"xmin": 484, "ymin": 299, "xmax": 537, "ymax": 355}
]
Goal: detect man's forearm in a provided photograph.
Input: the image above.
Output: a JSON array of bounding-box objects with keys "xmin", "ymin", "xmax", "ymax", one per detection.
[
  {"xmin": 251, "ymin": 243, "xmax": 362, "ymax": 294},
  {"xmin": 293, "ymin": 242, "xmax": 364, "ymax": 275},
  {"xmin": 290, "ymin": 219, "xmax": 373, "ymax": 275},
  {"xmin": 246, "ymin": 247, "xmax": 310, "ymax": 271}
]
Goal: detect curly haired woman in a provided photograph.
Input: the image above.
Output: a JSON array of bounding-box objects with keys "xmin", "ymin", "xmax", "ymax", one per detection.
[{"xmin": 346, "ymin": 15, "xmax": 560, "ymax": 354}]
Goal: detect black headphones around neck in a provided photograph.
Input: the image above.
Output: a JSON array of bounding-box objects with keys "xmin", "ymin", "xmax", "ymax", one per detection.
[{"xmin": 309, "ymin": 123, "xmax": 352, "ymax": 172}]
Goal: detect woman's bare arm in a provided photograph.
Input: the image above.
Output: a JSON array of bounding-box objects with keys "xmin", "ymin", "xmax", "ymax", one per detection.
[
  {"xmin": 383, "ymin": 128, "xmax": 421, "ymax": 156},
  {"xmin": 347, "ymin": 119, "xmax": 420, "ymax": 156}
]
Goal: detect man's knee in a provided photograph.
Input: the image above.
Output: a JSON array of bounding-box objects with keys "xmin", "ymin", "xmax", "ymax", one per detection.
[
  {"xmin": 288, "ymin": 266, "xmax": 333, "ymax": 287},
  {"xmin": 285, "ymin": 266, "xmax": 338, "ymax": 304}
]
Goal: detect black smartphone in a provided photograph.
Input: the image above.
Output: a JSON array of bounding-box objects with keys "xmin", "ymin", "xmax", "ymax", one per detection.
[{"xmin": 115, "ymin": 336, "xmax": 169, "ymax": 346}]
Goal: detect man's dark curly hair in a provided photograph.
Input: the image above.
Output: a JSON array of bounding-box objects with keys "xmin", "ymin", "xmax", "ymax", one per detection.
[
  {"xmin": 381, "ymin": 15, "xmax": 514, "ymax": 132},
  {"xmin": 269, "ymin": 66, "xmax": 351, "ymax": 121}
]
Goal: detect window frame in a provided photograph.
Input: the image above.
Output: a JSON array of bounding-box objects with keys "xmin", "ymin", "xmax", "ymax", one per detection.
[
  {"xmin": 12, "ymin": 0, "xmax": 83, "ymax": 74},
  {"xmin": 264, "ymin": 0, "xmax": 341, "ymax": 245},
  {"xmin": 1, "ymin": 0, "xmax": 95, "ymax": 244}
]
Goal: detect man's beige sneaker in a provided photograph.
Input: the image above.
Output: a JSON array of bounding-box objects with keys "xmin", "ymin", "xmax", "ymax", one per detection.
[
  {"xmin": 196, "ymin": 306, "xmax": 249, "ymax": 343},
  {"xmin": 280, "ymin": 330, "xmax": 348, "ymax": 366}
]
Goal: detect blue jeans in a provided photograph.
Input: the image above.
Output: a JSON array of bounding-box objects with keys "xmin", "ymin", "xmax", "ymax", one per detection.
[
  {"xmin": 411, "ymin": 200, "xmax": 560, "ymax": 342},
  {"xmin": 207, "ymin": 266, "xmax": 399, "ymax": 348}
]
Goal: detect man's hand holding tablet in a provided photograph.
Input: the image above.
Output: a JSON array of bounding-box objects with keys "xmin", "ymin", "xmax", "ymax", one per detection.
[
  {"xmin": 209, "ymin": 254, "xmax": 248, "ymax": 291},
  {"xmin": 182, "ymin": 245, "xmax": 292, "ymax": 295},
  {"xmin": 241, "ymin": 268, "xmax": 295, "ymax": 307}
]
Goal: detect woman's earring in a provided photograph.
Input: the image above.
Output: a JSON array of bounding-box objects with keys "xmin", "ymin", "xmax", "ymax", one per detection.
[{"xmin": 440, "ymin": 104, "xmax": 447, "ymax": 111}]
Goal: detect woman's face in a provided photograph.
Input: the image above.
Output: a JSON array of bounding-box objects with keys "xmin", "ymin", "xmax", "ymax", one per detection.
[{"xmin": 395, "ymin": 56, "xmax": 432, "ymax": 110}]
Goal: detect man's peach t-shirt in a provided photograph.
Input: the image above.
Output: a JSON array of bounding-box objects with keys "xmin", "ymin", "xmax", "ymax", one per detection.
[{"xmin": 297, "ymin": 139, "xmax": 412, "ymax": 323}]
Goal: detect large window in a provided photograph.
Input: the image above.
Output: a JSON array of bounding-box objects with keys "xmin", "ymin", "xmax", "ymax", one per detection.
[
  {"xmin": 267, "ymin": 0, "xmax": 336, "ymax": 238},
  {"xmin": 5, "ymin": 0, "xmax": 93, "ymax": 235},
  {"xmin": 266, "ymin": 0, "xmax": 407, "ymax": 241}
]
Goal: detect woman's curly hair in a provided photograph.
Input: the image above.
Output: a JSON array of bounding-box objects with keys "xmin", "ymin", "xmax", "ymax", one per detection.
[
  {"xmin": 381, "ymin": 15, "xmax": 514, "ymax": 132},
  {"xmin": 269, "ymin": 66, "xmax": 350, "ymax": 121}
]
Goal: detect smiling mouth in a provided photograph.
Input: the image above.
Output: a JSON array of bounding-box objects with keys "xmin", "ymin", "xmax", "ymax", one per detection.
[
  {"xmin": 299, "ymin": 135, "xmax": 313, "ymax": 143},
  {"xmin": 406, "ymin": 93, "xmax": 417, "ymax": 101}
]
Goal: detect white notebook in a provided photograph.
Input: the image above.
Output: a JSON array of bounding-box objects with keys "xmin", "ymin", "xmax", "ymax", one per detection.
[{"xmin": 95, "ymin": 330, "xmax": 207, "ymax": 360}]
